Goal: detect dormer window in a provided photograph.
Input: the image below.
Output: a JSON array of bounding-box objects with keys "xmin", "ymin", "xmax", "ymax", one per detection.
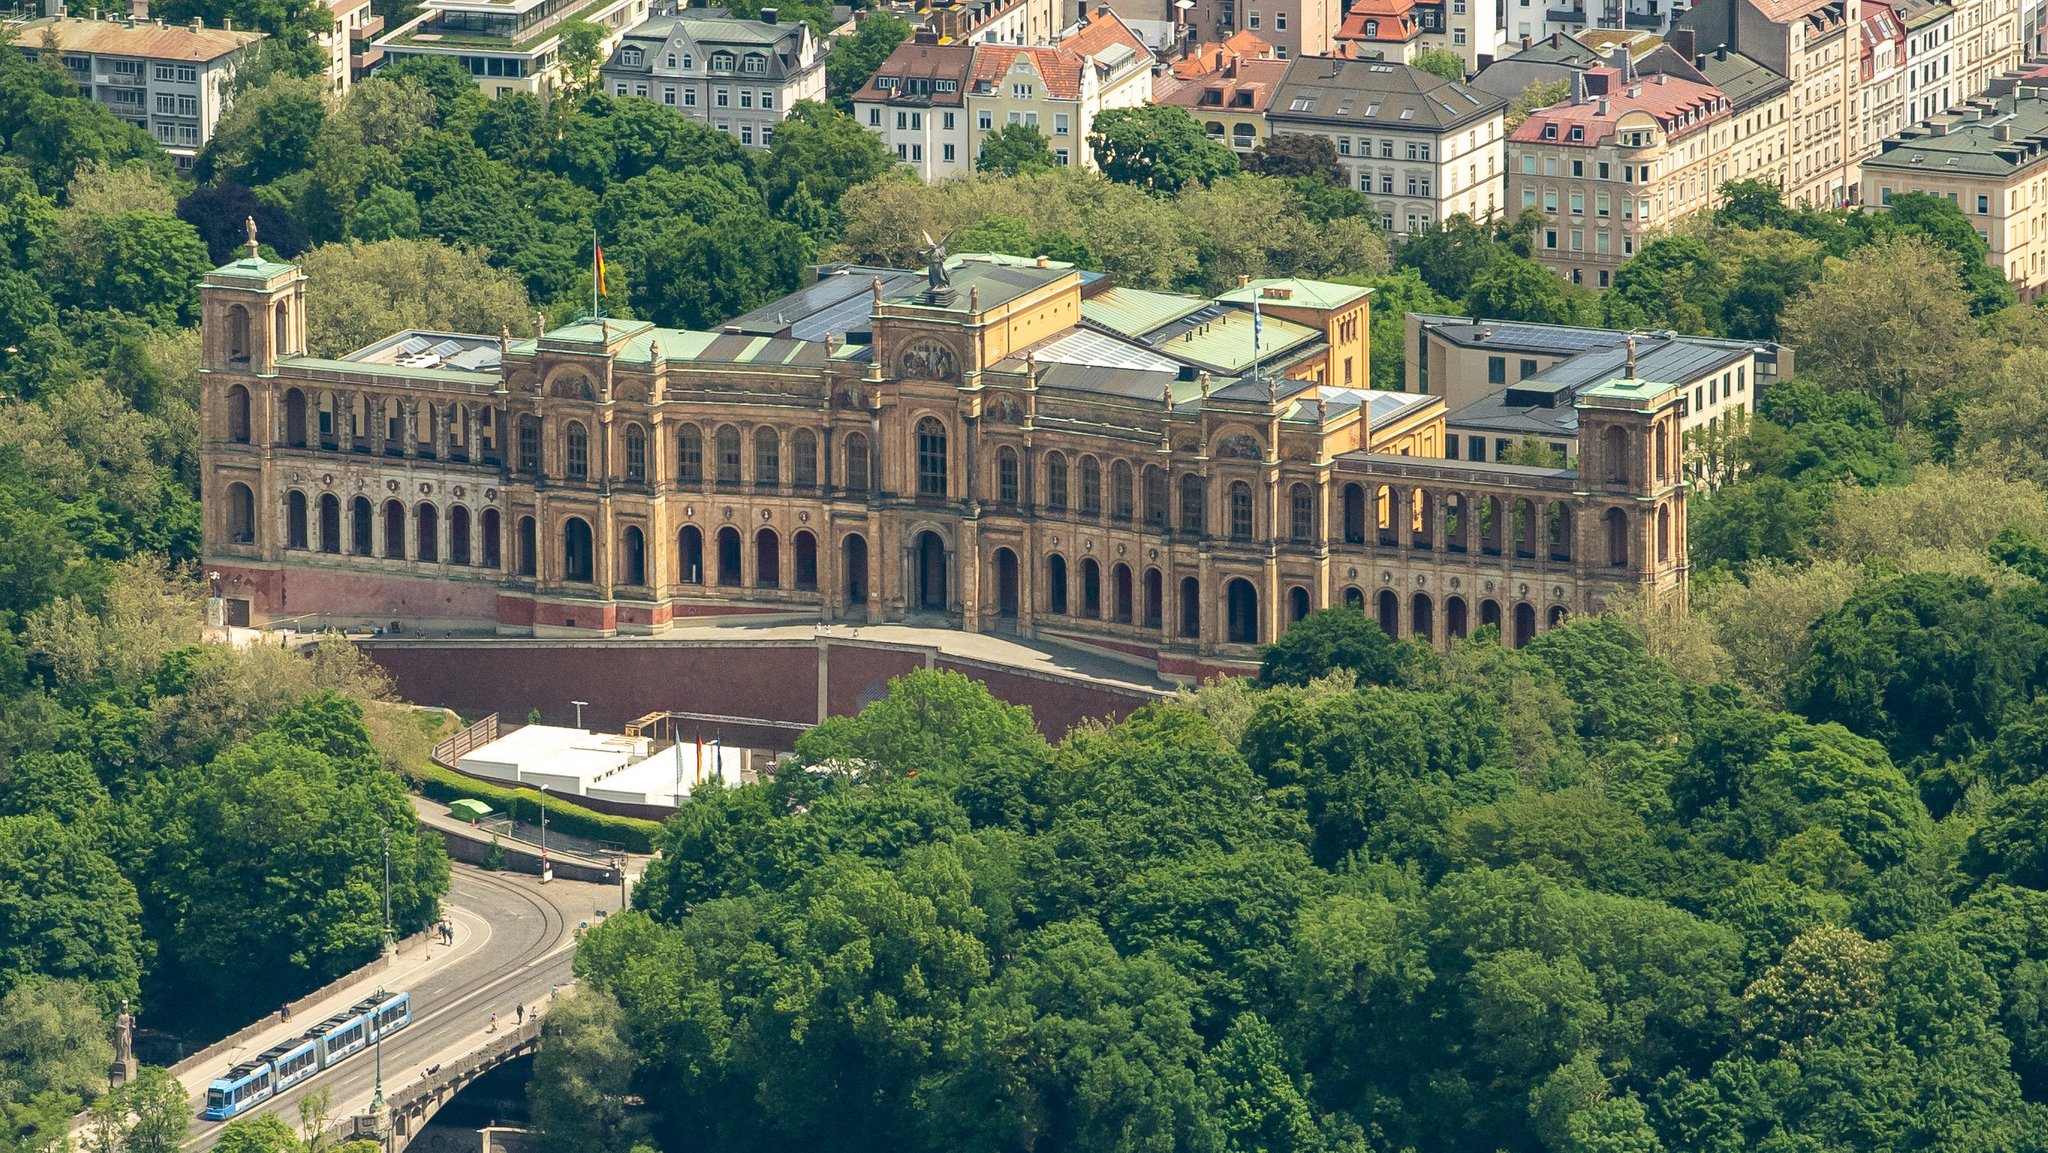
[
  {"xmin": 1542, "ymin": 123, "xmax": 1558, "ymax": 139},
  {"xmin": 1568, "ymin": 125, "xmax": 1583, "ymax": 141},
  {"xmin": 620, "ymin": 46, "xmax": 643, "ymax": 66},
  {"xmin": 1365, "ymin": 18, "xmax": 1378, "ymax": 33},
  {"xmin": 743, "ymin": 53, "xmax": 765, "ymax": 73},
  {"xmin": 711, "ymin": 52, "xmax": 735, "ymax": 71},
  {"xmin": 1201, "ymin": 87, "xmax": 1223, "ymax": 104}
]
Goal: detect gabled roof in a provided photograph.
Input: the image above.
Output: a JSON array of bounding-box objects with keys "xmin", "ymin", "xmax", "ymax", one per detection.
[
  {"xmin": 966, "ymin": 7, "xmax": 1146, "ymax": 100},
  {"xmin": 1336, "ymin": 0, "xmax": 1421, "ymax": 42},
  {"xmin": 1167, "ymin": 29, "xmax": 1275, "ymax": 78},
  {"xmin": 853, "ymin": 39, "xmax": 974, "ymax": 105},
  {"xmin": 14, "ymin": 14, "xmax": 260, "ymax": 61},
  {"xmin": 1267, "ymin": 56, "xmax": 1506, "ymax": 130},
  {"xmin": 1509, "ymin": 67, "xmax": 1729, "ymax": 145}
]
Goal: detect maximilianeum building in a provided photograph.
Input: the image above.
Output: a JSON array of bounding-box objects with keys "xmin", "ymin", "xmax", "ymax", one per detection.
[{"xmin": 199, "ymin": 232, "xmax": 1688, "ymax": 677}]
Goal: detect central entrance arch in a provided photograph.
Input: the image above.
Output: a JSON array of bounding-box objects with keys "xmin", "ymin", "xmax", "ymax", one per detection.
[
  {"xmin": 916, "ymin": 531, "xmax": 947, "ymax": 613},
  {"xmin": 842, "ymin": 533, "xmax": 869, "ymax": 620},
  {"xmin": 1225, "ymin": 578, "xmax": 1258, "ymax": 645}
]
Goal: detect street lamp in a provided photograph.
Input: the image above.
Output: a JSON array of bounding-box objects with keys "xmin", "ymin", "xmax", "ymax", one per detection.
[
  {"xmin": 571, "ymin": 700, "xmax": 588, "ymax": 728},
  {"xmin": 381, "ymin": 830, "xmax": 393, "ymax": 949},
  {"xmin": 538, "ymin": 785, "xmax": 548, "ymax": 856}
]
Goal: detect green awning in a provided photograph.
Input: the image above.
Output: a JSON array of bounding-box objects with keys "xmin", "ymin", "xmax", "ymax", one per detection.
[{"xmin": 448, "ymin": 798, "xmax": 493, "ymax": 820}]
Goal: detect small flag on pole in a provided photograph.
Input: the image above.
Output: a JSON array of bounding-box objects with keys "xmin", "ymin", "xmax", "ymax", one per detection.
[{"xmin": 594, "ymin": 239, "xmax": 608, "ymax": 297}]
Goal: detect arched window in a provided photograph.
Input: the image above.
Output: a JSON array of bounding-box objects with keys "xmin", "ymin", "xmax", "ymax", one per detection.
[
  {"xmin": 792, "ymin": 429, "xmax": 819, "ymax": 488},
  {"xmin": 794, "ymin": 530, "xmax": 818, "ymax": 589},
  {"xmin": 1654, "ymin": 422, "xmax": 1669, "ymax": 481},
  {"xmin": 351, "ymin": 496, "xmax": 373, "ymax": 555},
  {"xmin": 676, "ymin": 424, "xmax": 704, "ymax": 484},
  {"xmin": 383, "ymin": 499, "xmax": 406, "ymax": 558},
  {"xmin": 1080, "ymin": 558, "xmax": 1101, "ymax": 618},
  {"xmin": 996, "ymin": 446, "xmax": 1020, "ymax": 504},
  {"xmin": 1048, "ymin": 554, "xmax": 1068, "ymax": 614},
  {"xmin": 755, "ymin": 529, "xmax": 780, "ymax": 587},
  {"xmin": 1657, "ymin": 504, "xmax": 1672, "ymax": 562},
  {"xmin": 1289, "ymin": 483, "xmax": 1312, "ymax": 543},
  {"xmin": 678, "ymin": 526, "xmax": 704, "ymax": 583},
  {"xmin": 416, "ymin": 502, "xmax": 438, "ymax": 563},
  {"xmin": 1343, "ymin": 483, "xmax": 1366, "ymax": 543},
  {"xmin": 563, "ymin": 517, "xmax": 594, "ymax": 582},
  {"xmin": 227, "ymin": 385, "xmax": 251, "ymax": 443},
  {"xmin": 1548, "ymin": 502, "xmax": 1573, "ymax": 562},
  {"xmin": 915, "ymin": 416, "xmax": 947, "ymax": 498},
  {"xmin": 755, "ymin": 427, "xmax": 780, "ymax": 488},
  {"xmin": 1111, "ymin": 460, "xmax": 1134, "ymax": 521},
  {"xmin": 624, "ymin": 424, "xmax": 646, "ymax": 482},
  {"xmin": 843, "ymin": 433, "xmax": 870, "ymax": 491},
  {"xmin": 1179, "ymin": 577, "xmax": 1200, "ymax": 638},
  {"xmin": 450, "ymin": 505, "xmax": 471, "ymax": 565},
  {"xmin": 225, "ymin": 305, "xmax": 252, "ymax": 362},
  {"xmin": 282, "ymin": 388, "xmax": 309, "ymax": 449},
  {"xmin": 517, "ymin": 516, "xmax": 537, "ymax": 576},
  {"xmin": 518, "ymin": 415, "xmax": 541, "ymax": 473},
  {"xmin": 565, "ymin": 422, "xmax": 589, "ymax": 480},
  {"xmin": 1143, "ymin": 567, "xmax": 1163, "ymax": 628},
  {"xmin": 1045, "ymin": 452, "xmax": 1068, "ymax": 510},
  {"xmin": 623, "ymin": 526, "xmax": 646, "ymax": 586},
  {"xmin": 1603, "ymin": 425, "xmax": 1629, "ymax": 484},
  {"xmin": 1079, "ymin": 456, "xmax": 1101, "ymax": 516},
  {"xmin": 1228, "ymin": 481, "xmax": 1253, "ymax": 540},
  {"xmin": 286, "ymin": 490, "xmax": 308, "ymax": 548},
  {"xmin": 1605, "ymin": 507, "xmax": 1629, "ymax": 567},
  {"xmin": 482, "ymin": 508, "xmax": 500, "ymax": 568},
  {"xmin": 1144, "ymin": 466, "xmax": 1167, "ymax": 526},
  {"xmin": 1112, "ymin": 563, "xmax": 1133, "ymax": 623},
  {"xmin": 715, "ymin": 425, "xmax": 742, "ymax": 484},
  {"xmin": 317, "ymin": 494, "xmax": 340, "ymax": 553},
  {"xmin": 716, "ymin": 526, "xmax": 742, "ymax": 584},
  {"xmin": 274, "ymin": 301, "xmax": 289, "ymax": 353},
  {"xmin": 1180, "ymin": 474, "xmax": 1206, "ymax": 534}
]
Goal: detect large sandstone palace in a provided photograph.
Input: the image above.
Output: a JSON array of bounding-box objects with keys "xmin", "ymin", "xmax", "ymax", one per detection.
[{"xmin": 198, "ymin": 231, "xmax": 1687, "ymax": 676}]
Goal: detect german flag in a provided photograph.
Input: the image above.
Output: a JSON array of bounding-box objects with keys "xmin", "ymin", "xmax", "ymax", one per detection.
[{"xmin": 594, "ymin": 237, "xmax": 608, "ymax": 297}]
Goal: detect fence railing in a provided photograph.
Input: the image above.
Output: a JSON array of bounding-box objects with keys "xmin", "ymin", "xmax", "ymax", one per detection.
[{"xmin": 432, "ymin": 713, "xmax": 500, "ymax": 769}]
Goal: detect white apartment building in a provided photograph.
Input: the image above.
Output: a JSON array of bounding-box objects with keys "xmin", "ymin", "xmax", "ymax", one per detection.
[
  {"xmin": 375, "ymin": 0, "xmax": 646, "ymax": 96},
  {"xmin": 14, "ymin": 10, "xmax": 262, "ymax": 170},
  {"xmin": 599, "ymin": 8, "xmax": 825, "ymax": 148},
  {"xmin": 1265, "ymin": 56, "xmax": 1507, "ymax": 234}
]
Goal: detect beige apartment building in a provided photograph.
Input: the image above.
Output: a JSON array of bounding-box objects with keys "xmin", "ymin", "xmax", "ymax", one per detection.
[
  {"xmin": 854, "ymin": 8, "xmax": 1150, "ymax": 174},
  {"xmin": 1862, "ymin": 84, "xmax": 2048, "ymax": 297},
  {"xmin": 1508, "ymin": 66, "xmax": 1731, "ymax": 285},
  {"xmin": 1266, "ymin": 57, "xmax": 1507, "ymax": 234},
  {"xmin": 1180, "ymin": 0, "xmax": 1337, "ymax": 59},
  {"xmin": 1674, "ymin": 0, "xmax": 1860, "ymax": 207},
  {"xmin": 1656, "ymin": 30, "xmax": 1793, "ymax": 191},
  {"xmin": 1955, "ymin": 0, "xmax": 2024, "ymax": 99}
]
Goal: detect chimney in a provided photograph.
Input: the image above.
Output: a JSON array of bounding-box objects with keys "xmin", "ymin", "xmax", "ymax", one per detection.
[
  {"xmin": 1035, "ymin": 254, "xmax": 1049, "ymax": 266},
  {"xmin": 1598, "ymin": 96, "xmax": 1608, "ymax": 114},
  {"xmin": 1520, "ymin": 33, "xmax": 1531, "ymax": 47},
  {"xmin": 1996, "ymin": 122, "xmax": 2013, "ymax": 140},
  {"xmin": 43, "ymin": 0, "xmax": 63, "ymax": 18},
  {"xmin": 191, "ymin": 15, "xmax": 202, "ymax": 30},
  {"xmin": 130, "ymin": 0, "xmax": 145, "ymax": 18},
  {"xmin": 1668, "ymin": 26, "xmax": 1693, "ymax": 59},
  {"xmin": 759, "ymin": 5, "xmax": 776, "ymax": 20}
]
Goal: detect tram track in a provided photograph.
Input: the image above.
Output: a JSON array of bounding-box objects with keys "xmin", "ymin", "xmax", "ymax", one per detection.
[{"xmin": 179, "ymin": 867, "xmax": 581, "ymax": 1151}]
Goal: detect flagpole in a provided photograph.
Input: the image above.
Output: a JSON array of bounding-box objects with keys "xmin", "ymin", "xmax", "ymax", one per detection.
[
  {"xmin": 592, "ymin": 228, "xmax": 600, "ymax": 321},
  {"xmin": 1252, "ymin": 297, "xmax": 1262, "ymax": 385}
]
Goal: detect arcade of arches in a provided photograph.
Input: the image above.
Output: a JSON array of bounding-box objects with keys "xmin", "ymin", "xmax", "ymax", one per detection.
[{"xmin": 199, "ymin": 252, "xmax": 1688, "ymax": 676}]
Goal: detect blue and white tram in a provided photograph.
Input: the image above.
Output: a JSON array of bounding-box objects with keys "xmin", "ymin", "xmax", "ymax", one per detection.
[{"xmin": 200, "ymin": 991, "xmax": 413, "ymax": 1121}]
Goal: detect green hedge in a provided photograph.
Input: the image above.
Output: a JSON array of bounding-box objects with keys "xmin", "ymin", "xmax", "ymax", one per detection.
[{"xmin": 408, "ymin": 761, "xmax": 663, "ymax": 853}]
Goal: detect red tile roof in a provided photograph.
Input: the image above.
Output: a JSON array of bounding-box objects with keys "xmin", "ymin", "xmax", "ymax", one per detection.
[
  {"xmin": 1336, "ymin": 0, "xmax": 1420, "ymax": 43},
  {"xmin": 1507, "ymin": 67, "xmax": 1730, "ymax": 145},
  {"xmin": 853, "ymin": 40, "xmax": 975, "ymax": 105},
  {"xmin": 1166, "ymin": 29, "xmax": 1273, "ymax": 77},
  {"xmin": 1154, "ymin": 53, "xmax": 1290, "ymax": 111},
  {"xmin": 967, "ymin": 7, "xmax": 1147, "ymax": 101}
]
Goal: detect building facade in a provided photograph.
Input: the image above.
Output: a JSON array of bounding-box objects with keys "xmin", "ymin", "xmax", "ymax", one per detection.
[
  {"xmin": 852, "ymin": 38, "xmax": 974, "ymax": 177},
  {"xmin": 1862, "ymin": 83, "xmax": 2048, "ymax": 297},
  {"xmin": 374, "ymin": 0, "xmax": 646, "ymax": 96},
  {"xmin": 14, "ymin": 12, "xmax": 262, "ymax": 170},
  {"xmin": 198, "ymin": 245, "xmax": 1688, "ymax": 674},
  {"xmin": 1155, "ymin": 39, "xmax": 1291, "ymax": 153},
  {"xmin": 854, "ymin": 9, "xmax": 1150, "ymax": 174},
  {"xmin": 1181, "ymin": 0, "xmax": 1339, "ymax": 60},
  {"xmin": 1267, "ymin": 56, "xmax": 1507, "ymax": 233},
  {"xmin": 1509, "ymin": 65, "xmax": 1733, "ymax": 285},
  {"xmin": 599, "ymin": 8, "xmax": 824, "ymax": 147}
]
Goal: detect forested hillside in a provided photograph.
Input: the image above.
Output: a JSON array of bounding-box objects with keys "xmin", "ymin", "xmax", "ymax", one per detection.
[{"xmin": 547, "ymin": 615, "xmax": 2048, "ymax": 1153}]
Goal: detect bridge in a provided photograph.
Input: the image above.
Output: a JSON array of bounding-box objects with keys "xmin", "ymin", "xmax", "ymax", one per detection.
[
  {"xmin": 168, "ymin": 863, "xmax": 603, "ymax": 1152},
  {"xmin": 368, "ymin": 1019, "xmax": 544, "ymax": 1152}
]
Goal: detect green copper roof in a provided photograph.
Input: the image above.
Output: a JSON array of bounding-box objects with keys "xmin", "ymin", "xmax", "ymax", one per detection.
[
  {"xmin": 1580, "ymin": 375, "xmax": 1674, "ymax": 405},
  {"xmin": 208, "ymin": 256, "xmax": 300, "ymax": 282},
  {"xmin": 1213, "ymin": 278, "xmax": 1376, "ymax": 311}
]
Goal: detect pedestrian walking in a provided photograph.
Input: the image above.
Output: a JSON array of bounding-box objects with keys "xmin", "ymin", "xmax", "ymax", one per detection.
[
  {"xmin": 516, "ymin": 1004, "xmax": 525, "ymax": 1026},
  {"xmin": 549, "ymin": 984, "xmax": 558, "ymax": 1001},
  {"xmin": 487, "ymin": 1012, "xmax": 497, "ymax": 1033}
]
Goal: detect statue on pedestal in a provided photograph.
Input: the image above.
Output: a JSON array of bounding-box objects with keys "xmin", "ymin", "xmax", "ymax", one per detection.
[{"xmin": 109, "ymin": 999, "xmax": 137, "ymax": 1087}]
